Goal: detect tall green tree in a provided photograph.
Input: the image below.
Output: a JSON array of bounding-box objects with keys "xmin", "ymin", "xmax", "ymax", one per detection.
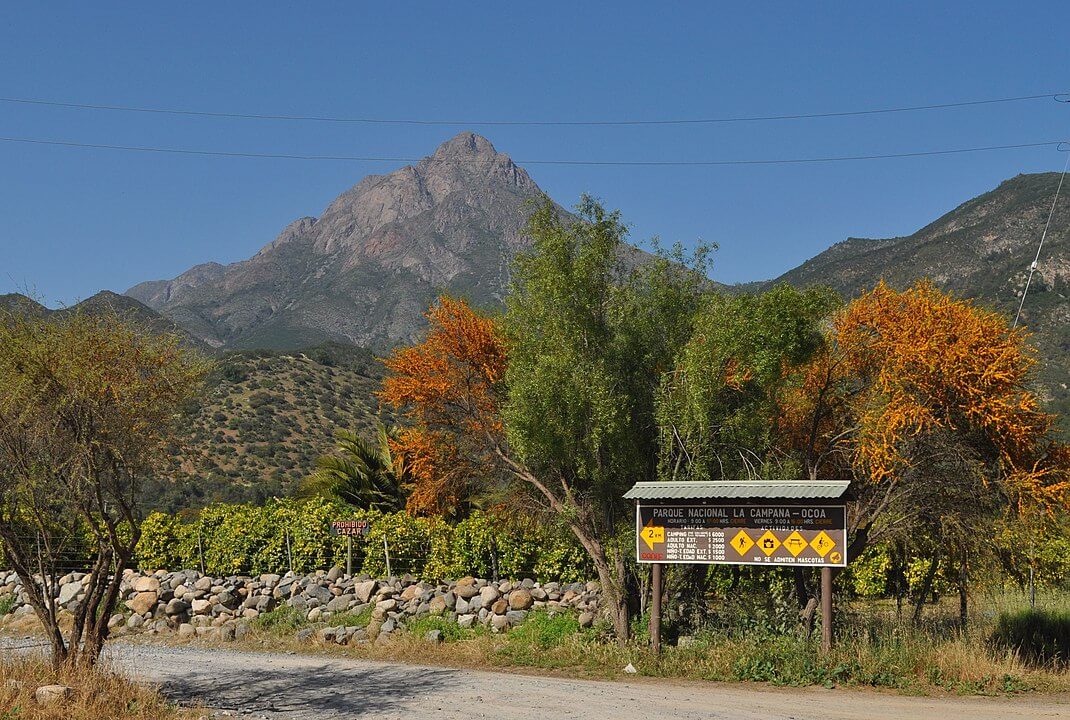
[
  {"xmin": 0, "ymin": 310, "xmax": 207, "ymax": 667},
  {"xmin": 502, "ymin": 195, "xmax": 710, "ymax": 640},
  {"xmin": 655, "ymin": 284, "xmax": 839, "ymax": 484}
]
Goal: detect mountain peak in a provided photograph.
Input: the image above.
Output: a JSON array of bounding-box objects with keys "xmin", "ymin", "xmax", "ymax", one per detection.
[{"xmin": 431, "ymin": 132, "xmax": 501, "ymax": 160}]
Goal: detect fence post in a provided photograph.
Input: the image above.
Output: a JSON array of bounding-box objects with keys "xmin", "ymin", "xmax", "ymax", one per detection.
[
  {"xmin": 346, "ymin": 535, "xmax": 353, "ymax": 577},
  {"xmin": 285, "ymin": 529, "xmax": 293, "ymax": 574},
  {"xmin": 383, "ymin": 535, "xmax": 392, "ymax": 579},
  {"xmin": 197, "ymin": 531, "xmax": 205, "ymax": 575}
]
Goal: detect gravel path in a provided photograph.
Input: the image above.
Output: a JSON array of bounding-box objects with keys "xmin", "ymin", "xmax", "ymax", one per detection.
[{"xmin": 99, "ymin": 643, "xmax": 1069, "ymax": 720}]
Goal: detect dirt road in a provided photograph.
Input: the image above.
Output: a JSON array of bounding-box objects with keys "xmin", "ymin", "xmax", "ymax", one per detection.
[{"xmin": 99, "ymin": 644, "xmax": 1069, "ymax": 720}]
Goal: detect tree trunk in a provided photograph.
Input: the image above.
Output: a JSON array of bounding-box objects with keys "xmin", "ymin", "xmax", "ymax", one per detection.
[
  {"xmin": 958, "ymin": 550, "xmax": 968, "ymax": 634},
  {"xmin": 911, "ymin": 552, "xmax": 941, "ymax": 626}
]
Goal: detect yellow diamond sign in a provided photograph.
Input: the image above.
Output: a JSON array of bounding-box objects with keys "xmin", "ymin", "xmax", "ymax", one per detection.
[
  {"xmin": 783, "ymin": 530, "xmax": 807, "ymax": 557},
  {"xmin": 757, "ymin": 530, "xmax": 781, "ymax": 556},
  {"xmin": 810, "ymin": 530, "xmax": 835, "ymax": 557},
  {"xmin": 730, "ymin": 530, "xmax": 754, "ymax": 555}
]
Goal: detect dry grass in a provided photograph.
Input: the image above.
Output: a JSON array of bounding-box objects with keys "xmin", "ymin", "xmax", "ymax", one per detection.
[{"xmin": 0, "ymin": 657, "xmax": 197, "ymax": 720}]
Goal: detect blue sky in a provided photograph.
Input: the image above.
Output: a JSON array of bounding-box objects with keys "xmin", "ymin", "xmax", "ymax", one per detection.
[{"xmin": 1, "ymin": 2, "xmax": 1068, "ymax": 306}]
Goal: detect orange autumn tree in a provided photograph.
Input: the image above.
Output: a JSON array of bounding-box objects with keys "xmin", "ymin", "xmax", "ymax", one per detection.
[
  {"xmin": 787, "ymin": 281, "xmax": 1070, "ymax": 577},
  {"xmin": 379, "ymin": 296, "xmax": 507, "ymax": 516}
]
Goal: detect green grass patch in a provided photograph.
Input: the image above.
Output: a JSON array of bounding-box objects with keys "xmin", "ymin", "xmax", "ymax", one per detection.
[
  {"xmin": 407, "ymin": 615, "xmax": 470, "ymax": 642},
  {"xmin": 0, "ymin": 594, "xmax": 17, "ymax": 616},
  {"xmin": 328, "ymin": 608, "xmax": 373, "ymax": 629},
  {"xmin": 991, "ymin": 609, "xmax": 1070, "ymax": 668},
  {"xmin": 253, "ymin": 604, "xmax": 308, "ymax": 632}
]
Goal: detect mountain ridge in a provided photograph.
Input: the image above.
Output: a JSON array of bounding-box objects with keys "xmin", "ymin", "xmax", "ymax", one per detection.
[{"xmin": 127, "ymin": 132, "xmax": 551, "ymax": 350}]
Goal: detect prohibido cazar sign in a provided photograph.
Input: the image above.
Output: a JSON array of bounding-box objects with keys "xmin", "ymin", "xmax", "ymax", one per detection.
[{"xmin": 635, "ymin": 502, "xmax": 847, "ymax": 567}]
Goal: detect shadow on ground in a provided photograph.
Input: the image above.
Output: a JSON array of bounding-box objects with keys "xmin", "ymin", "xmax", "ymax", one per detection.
[{"xmin": 150, "ymin": 657, "xmax": 455, "ymax": 717}]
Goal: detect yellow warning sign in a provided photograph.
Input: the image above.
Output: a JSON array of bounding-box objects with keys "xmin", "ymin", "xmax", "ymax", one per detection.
[
  {"xmin": 731, "ymin": 530, "xmax": 754, "ymax": 555},
  {"xmin": 810, "ymin": 530, "xmax": 835, "ymax": 557},
  {"xmin": 783, "ymin": 530, "xmax": 807, "ymax": 557},
  {"xmin": 829, "ymin": 551, "xmax": 842, "ymax": 565},
  {"xmin": 640, "ymin": 522, "xmax": 665, "ymax": 551},
  {"xmin": 757, "ymin": 530, "xmax": 781, "ymax": 556}
]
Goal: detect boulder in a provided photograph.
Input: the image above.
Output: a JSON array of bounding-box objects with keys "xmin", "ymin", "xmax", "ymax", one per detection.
[
  {"xmin": 578, "ymin": 611, "xmax": 595, "ymax": 628},
  {"xmin": 326, "ymin": 594, "xmax": 355, "ymax": 613},
  {"xmin": 491, "ymin": 599, "xmax": 509, "ymax": 615},
  {"xmin": 457, "ymin": 613, "xmax": 477, "ymax": 629},
  {"xmin": 506, "ymin": 610, "xmax": 528, "ymax": 626},
  {"xmin": 128, "ymin": 591, "xmax": 158, "ymax": 616},
  {"xmin": 326, "ymin": 565, "xmax": 343, "ymax": 582},
  {"xmin": 478, "ymin": 586, "xmax": 500, "ymax": 608},
  {"xmin": 424, "ymin": 629, "xmax": 443, "ymax": 644},
  {"xmin": 508, "ymin": 589, "xmax": 534, "ymax": 610},
  {"xmin": 428, "ymin": 596, "xmax": 448, "ymax": 615},
  {"xmin": 490, "ymin": 614, "xmax": 510, "ymax": 632},
  {"xmin": 34, "ymin": 685, "xmax": 73, "ymax": 707},
  {"xmin": 177, "ymin": 623, "xmax": 195, "ymax": 639},
  {"xmin": 190, "ymin": 598, "xmax": 211, "ymax": 614},
  {"xmin": 106, "ymin": 613, "xmax": 124, "ymax": 629},
  {"xmin": 165, "ymin": 598, "xmax": 189, "ymax": 616},
  {"xmin": 133, "ymin": 576, "xmax": 161, "ymax": 593},
  {"xmin": 353, "ymin": 580, "xmax": 377, "ymax": 604},
  {"xmin": 57, "ymin": 581, "xmax": 82, "ymax": 606}
]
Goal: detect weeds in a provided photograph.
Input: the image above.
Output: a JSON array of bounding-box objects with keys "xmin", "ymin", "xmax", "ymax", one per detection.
[{"xmin": 0, "ymin": 594, "xmax": 17, "ymax": 616}]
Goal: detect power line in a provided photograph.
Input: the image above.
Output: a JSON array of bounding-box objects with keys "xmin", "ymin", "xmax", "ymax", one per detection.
[
  {"xmin": 0, "ymin": 92, "xmax": 1064, "ymax": 127},
  {"xmin": 1012, "ymin": 149, "xmax": 1070, "ymax": 328},
  {"xmin": 0, "ymin": 135, "xmax": 1062, "ymax": 166}
]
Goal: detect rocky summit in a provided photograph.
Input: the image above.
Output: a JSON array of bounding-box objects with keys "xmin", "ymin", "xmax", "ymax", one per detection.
[{"xmin": 127, "ymin": 133, "xmax": 556, "ymax": 350}]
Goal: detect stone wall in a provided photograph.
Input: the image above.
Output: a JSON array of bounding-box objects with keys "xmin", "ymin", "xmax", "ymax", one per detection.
[{"xmin": 0, "ymin": 568, "xmax": 602, "ymax": 644}]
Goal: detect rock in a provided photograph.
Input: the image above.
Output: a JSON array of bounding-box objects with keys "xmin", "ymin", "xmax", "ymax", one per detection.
[
  {"xmin": 234, "ymin": 621, "xmax": 252, "ymax": 641},
  {"xmin": 57, "ymin": 581, "xmax": 82, "ymax": 606},
  {"xmin": 490, "ymin": 614, "xmax": 509, "ymax": 633},
  {"xmin": 194, "ymin": 576, "xmax": 213, "ymax": 592},
  {"xmin": 399, "ymin": 584, "xmax": 422, "ymax": 602},
  {"xmin": 296, "ymin": 628, "xmax": 315, "ymax": 643},
  {"xmin": 133, "ymin": 576, "xmax": 161, "ymax": 593},
  {"xmin": 623, "ymin": 663, "xmax": 638, "ymax": 674},
  {"xmin": 505, "ymin": 610, "xmax": 527, "ymax": 626},
  {"xmin": 478, "ymin": 586, "xmax": 500, "ymax": 608},
  {"xmin": 190, "ymin": 598, "xmax": 211, "ymax": 614},
  {"xmin": 259, "ymin": 573, "xmax": 281, "ymax": 588},
  {"xmin": 380, "ymin": 617, "xmax": 396, "ymax": 634},
  {"xmin": 353, "ymin": 580, "xmax": 377, "ymax": 604},
  {"xmin": 305, "ymin": 584, "xmax": 332, "ymax": 604},
  {"xmin": 586, "ymin": 581, "xmax": 601, "ymax": 593},
  {"xmin": 219, "ymin": 624, "xmax": 236, "ymax": 642},
  {"xmin": 491, "ymin": 598, "xmax": 509, "ymax": 615},
  {"xmin": 424, "ymin": 629, "xmax": 443, "ymax": 644},
  {"xmin": 677, "ymin": 635, "xmax": 696, "ymax": 648},
  {"xmin": 34, "ymin": 684, "xmax": 73, "ymax": 706},
  {"xmin": 531, "ymin": 588, "xmax": 548, "ymax": 601},
  {"xmin": 578, "ymin": 611, "xmax": 595, "ymax": 628},
  {"xmin": 126, "ymin": 614, "xmax": 144, "ymax": 630},
  {"xmin": 457, "ymin": 613, "xmax": 477, "ymax": 629},
  {"xmin": 374, "ymin": 598, "xmax": 397, "ymax": 616},
  {"xmin": 165, "ymin": 598, "xmax": 189, "ymax": 615},
  {"xmin": 326, "ymin": 594, "xmax": 355, "ymax": 612},
  {"xmin": 177, "ymin": 623, "xmax": 195, "ymax": 639},
  {"xmin": 455, "ymin": 597, "xmax": 471, "ymax": 614},
  {"xmin": 107, "ymin": 613, "xmax": 124, "ymax": 629},
  {"xmin": 128, "ymin": 591, "xmax": 157, "ymax": 616},
  {"xmin": 327, "ymin": 565, "xmax": 343, "ymax": 582},
  {"xmin": 307, "ymin": 607, "xmax": 323, "ymax": 622},
  {"xmin": 508, "ymin": 589, "xmax": 534, "ymax": 610},
  {"xmin": 428, "ymin": 596, "xmax": 448, "ymax": 615},
  {"xmin": 454, "ymin": 578, "xmax": 479, "ymax": 599}
]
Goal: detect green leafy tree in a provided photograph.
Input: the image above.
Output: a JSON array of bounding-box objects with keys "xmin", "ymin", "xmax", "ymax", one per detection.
[
  {"xmin": 501, "ymin": 195, "xmax": 711, "ymax": 640},
  {"xmin": 0, "ymin": 310, "xmax": 207, "ymax": 667},
  {"xmin": 299, "ymin": 424, "xmax": 404, "ymax": 510},
  {"xmin": 655, "ymin": 284, "xmax": 839, "ymax": 484}
]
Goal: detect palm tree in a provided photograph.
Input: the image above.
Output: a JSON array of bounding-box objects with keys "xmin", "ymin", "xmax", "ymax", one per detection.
[{"xmin": 299, "ymin": 424, "xmax": 404, "ymax": 510}]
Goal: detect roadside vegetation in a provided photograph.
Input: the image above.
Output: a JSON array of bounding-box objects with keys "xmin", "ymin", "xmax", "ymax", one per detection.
[{"xmin": 0, "ymin": 657, "xmax": 196, "ymax": 720}]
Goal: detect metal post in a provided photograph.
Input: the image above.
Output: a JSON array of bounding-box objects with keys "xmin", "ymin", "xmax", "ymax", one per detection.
[
  {"xmin": 383, "ymin": 535, "xmax": 392, "ymax": 579},
  {"xmin": 346, "ymin": 535, "xmax": 353, "ymax": 577},
  {"xmin": 650, "ymin": 563, "xmax": 662, "ymax": 654},
  {"xmin": 821, "ymin": 566, "xmax": 833, "ymax": 653},
  {"xmin": 285, "ymin": 529, "xmax": 293, "ymax": 574}
]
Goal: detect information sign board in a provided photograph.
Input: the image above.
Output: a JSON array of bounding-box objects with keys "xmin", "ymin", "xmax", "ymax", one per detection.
[
  {"xmin": 330, "ymin": 519, "xmax": 370, "ymax": 537},
  {"xmin": 635, "ymin": 503, "xmax": 847, "ymax": 567}
]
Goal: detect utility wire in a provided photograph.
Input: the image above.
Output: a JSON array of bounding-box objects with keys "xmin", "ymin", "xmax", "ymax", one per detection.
[
  {"xmin": 0, "ymin": 92, "xmax": 1064, "ymax": 126},
  {"xmin": 1012, "ymin": 148, "xmax": 1070, "ymax": 328},
  {"xmin": 0, "ymin": 135, "xmax": 1062, "ymax": 166}
]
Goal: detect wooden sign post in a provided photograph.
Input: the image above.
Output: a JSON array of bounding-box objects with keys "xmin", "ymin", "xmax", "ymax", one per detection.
[{"xmin": 625, "ymin": 480, "xmax": 850, "ymax": 655}]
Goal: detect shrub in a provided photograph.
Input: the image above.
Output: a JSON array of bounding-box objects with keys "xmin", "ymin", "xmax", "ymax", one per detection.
[{"xmin": 991, "ymin": 609, "xmax": 1070, "ymax": 667}]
